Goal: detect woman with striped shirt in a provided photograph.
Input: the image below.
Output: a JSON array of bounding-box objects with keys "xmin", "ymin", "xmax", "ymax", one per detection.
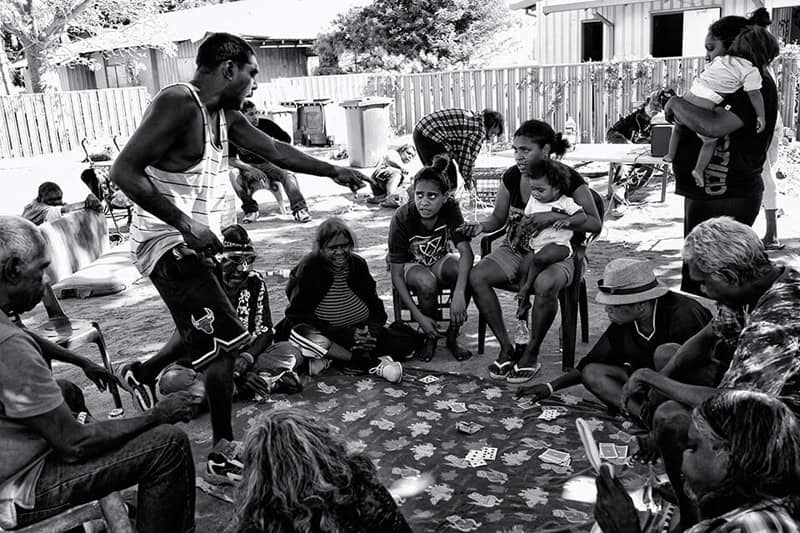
[{"xmin": 274, "ymin": 218, "xmax": 416, "ymax": 381}]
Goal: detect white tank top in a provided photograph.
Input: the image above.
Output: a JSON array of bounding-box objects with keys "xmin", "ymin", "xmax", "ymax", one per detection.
[{"xmin": 130, "ymin": 83, "xmax": 231, "ymax": 275}]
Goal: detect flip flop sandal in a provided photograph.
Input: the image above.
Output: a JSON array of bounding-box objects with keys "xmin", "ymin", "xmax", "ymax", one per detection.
[
  {"xmin": 506, "ymin": 363, "xmax": 542, "ymax": 384},
  {"xmin": 488, "ymin": 360, "xmax": 513, "ymax": 380}
]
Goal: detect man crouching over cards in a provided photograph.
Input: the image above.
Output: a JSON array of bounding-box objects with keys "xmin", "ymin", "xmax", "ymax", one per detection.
[{"xmin": 515, "ymin": 258, "xmax": 710, "ymax": 412}]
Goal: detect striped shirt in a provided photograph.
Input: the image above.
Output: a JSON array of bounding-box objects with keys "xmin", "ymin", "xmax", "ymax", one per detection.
[
  {"xmin": 687, "ymin": 498, "xmax": 800, "ymax": 533},
  {"xmin": 130, "ymin": 83, "xmax": 233, "ymax": 275},
  {"xmin": 414, "ymin": 108, "xmax": 486, "ymax": 186},
  {"xmin": 314, "ymin": 268, "xmax": 370, "ymax": 328}
]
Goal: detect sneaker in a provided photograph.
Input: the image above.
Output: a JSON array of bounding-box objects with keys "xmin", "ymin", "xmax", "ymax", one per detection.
[
  {"xmin": 206, "ymin": 439, "xmax": 243, "ymax": 485},
  {"xmin": 117, "ymin": 361, "xmax": 155, "ymax": 412},
  {"xmin": 242, "ymin": 211, "xmax": 259, "ymax": 224},
  {"xmin": 258, "ymin": 370, "xmax": 303, "ymax": 394},
  {"xmin": 369, "ymin": 356, "xmax": 403, "ymax": 383},
  {"xmin": 293, "ymin": 208, "xmax": 312, "ymax": 223}
]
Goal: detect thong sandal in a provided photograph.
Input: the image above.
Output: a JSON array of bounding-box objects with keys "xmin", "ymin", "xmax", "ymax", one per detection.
[
  {"xmin": 488, "ymin": 360, "xmax": 513, "ymax": 380},
  {"xmin": 506, "ymin": 363, "xmax": 542, "ymax": 384}
]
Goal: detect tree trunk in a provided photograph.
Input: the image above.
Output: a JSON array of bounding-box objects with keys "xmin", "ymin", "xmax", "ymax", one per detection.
[
  {"xmin": 24, "ymin": 42, "xmax": 50, "ymax": 93},
  {"xmin": 0, "ymin": 38, "xmax": 13, "ymax": 95}
]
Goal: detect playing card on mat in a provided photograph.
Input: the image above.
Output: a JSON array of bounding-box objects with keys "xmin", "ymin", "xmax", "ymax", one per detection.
[
  {"xmin": 615, "ymin": 445, "xmax": 629, "ymax": 458},
  {"xmin": 539, "ymin": 448, "xmax": 571, "ymax": 465},
  {"xmin": 469, "ymin": 456, "xmax": 487, "ymax": 467},
  {"xmin": 450, "ymin": 402, "xmax": 468, "ymax": 413},
  {"xmin": 419, "ymin": 375, "xmax": 439, "ymax": 384},
  {"xmin": 481, "ymin": 446, "xmax": 498, "ymax": 460},
  {"xmin": 599, "ymin": 443, "xmax": 618, "ymax": 459}
]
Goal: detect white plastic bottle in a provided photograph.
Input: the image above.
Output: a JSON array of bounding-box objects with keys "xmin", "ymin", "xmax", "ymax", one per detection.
[{"xmin": 564, "ymin": 116, "xmax": 578, "ymax": 150}]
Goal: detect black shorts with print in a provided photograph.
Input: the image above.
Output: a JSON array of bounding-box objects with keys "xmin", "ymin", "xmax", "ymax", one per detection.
[{"xmin": 149, "ymin": 248, "xmax": 250, "ymax": 370}]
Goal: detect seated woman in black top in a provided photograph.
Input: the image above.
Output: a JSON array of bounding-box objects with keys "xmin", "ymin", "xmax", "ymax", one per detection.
[
  {"xmin": 463, "ymin": 120, "xmax": 602, "ymax": 383},
  {"xmin": 274, "ymin": 218, "xmax": 415, "ymax": 381},
  {"xmin": 233, "ymin": 408, "xmax": 412, "ymax": 533}
]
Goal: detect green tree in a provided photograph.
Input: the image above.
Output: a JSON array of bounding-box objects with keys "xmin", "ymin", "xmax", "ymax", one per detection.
[
  {"xmin": 316, "ymin": 0, "xmax": 509, "ymax": 74},
  {"xmin": 0, "ymin": 0, "xmax": 170, "ymax": 92}
]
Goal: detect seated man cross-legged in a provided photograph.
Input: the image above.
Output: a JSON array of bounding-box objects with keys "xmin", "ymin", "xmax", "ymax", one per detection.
[
  {"xmin": 0, "ymin": 216, "xmax": 196, "ymax": 533},
  {"xmin": 516, "ymin": 258, "xmax": 711, "ymax": 411}
]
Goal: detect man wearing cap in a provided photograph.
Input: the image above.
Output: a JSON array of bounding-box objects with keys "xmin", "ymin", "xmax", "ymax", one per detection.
[{"xmin": 515, "ymin": 258, "xmax": 711, "ymax": 411}]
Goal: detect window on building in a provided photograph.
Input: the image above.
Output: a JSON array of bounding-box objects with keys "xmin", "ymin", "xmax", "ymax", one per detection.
[
  {"xmin": 582, "ymin": 21, "xmax": 604, "ymax": 62},
  {"xmin": 652, "ymin": 13, "xmax": 683, "ymax": 57},
  {"xmin": 652, "ymin": 8, "xmax": 720, "ymax": 57}
]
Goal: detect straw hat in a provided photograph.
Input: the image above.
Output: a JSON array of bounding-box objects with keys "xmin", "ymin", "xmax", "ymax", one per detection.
[{"xmin": 596, "ymin": 258, "xmax": 668, "ymax": 305}]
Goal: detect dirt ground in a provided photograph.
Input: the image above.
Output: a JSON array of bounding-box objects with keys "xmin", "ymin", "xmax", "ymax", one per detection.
[{"xmin": 3, "ymin": 145, "xmax": 800, "ymax": 531}]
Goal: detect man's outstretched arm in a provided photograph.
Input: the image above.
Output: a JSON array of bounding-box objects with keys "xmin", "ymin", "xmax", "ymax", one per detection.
[{"xmin": 226, "ymin": 110, "xmax": 372, "ymax": 191}]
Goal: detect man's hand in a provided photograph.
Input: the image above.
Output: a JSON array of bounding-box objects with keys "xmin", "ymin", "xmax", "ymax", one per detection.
[
  {"xmin": 594, "ymin": 464, "xmax": 641, "ymax": 533},
  {"xmin": 756, "ymin": 116, "xmax": 765, "ymax": 133},
  {"xmin": 84, "ymin": 194, "xmax": 103, "ymax": 212},
  {"xmin": 621, "ymin": 369, "xmax": 652, "ymax": 414},
  {"xmin": 460, "ymin": 221, "xmax": 484, "ymax": 238},
  {"xmin": 150, "ymin": 391, "xmax": 197, "ymax": 424},
  {"xmin": 417, "ymin": 315, "xmax": 443, "ymax": 339},
  {"xmin": 514, "ymin": 383, "xmax": 553, "ymax": 402},
  {"xmin": 180, "ymin": 220, "xmax": 223, "ymax": 255},
  {"xmin": 332, "ymin": 167, "xmax": 371, "ymax": 191},
  {"xmin": 450, "ymin": 293, "xmax": 468, "ymax": 327},
  {"xmin": 82, "ymin": 362, "xmax": 120, "ymax": 392}
]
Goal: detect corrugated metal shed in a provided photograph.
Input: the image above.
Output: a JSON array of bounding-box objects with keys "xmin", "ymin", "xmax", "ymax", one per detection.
[{"xmin": 523, "ymin": 0, "xmax": 765, "ymax": 64}]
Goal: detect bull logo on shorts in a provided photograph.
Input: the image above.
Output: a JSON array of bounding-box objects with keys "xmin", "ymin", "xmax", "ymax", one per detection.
[{"xmin": 191, "ymin": 307, "xmax": 215, "ymax": 335}]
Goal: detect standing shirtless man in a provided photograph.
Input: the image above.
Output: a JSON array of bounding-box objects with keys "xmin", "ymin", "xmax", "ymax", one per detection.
[{"xmin": 111, "ymin": 33, "xmax": 368, "ymax": 482}]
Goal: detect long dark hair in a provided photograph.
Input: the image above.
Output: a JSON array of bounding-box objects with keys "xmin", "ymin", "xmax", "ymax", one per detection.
[
  {"xmin": 727, "ymin": 12, "xmax": 780, "ymax": 68},
  {"xmin": 234, "ymin": 409, "xmax": 385, "ymax": 533},
  {"xmin": 513, "ymin": 119, "xmax": 570, "ymax": 158}
]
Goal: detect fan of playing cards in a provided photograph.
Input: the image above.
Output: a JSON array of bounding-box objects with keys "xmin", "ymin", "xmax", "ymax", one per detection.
[{"xmin": 576, "ymin": 417, "xmax": 613, "ymax": 477}]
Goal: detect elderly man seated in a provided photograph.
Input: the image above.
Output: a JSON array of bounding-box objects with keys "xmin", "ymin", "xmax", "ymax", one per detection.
[
  {"xmin": 516, "ymin": 258, "xmax": 711, "ymax": 411},
  {"xmin": 0, "ymin": 216, "xmax": 197, "ymax": 532},
  {"xmin": 619, "ymin": 216, "xmax": 800, "ymax": 531},
  {"xmin": 22, "ymin": 182, "xmax": 101, "ymax": 226},
  {"xmin": 595, "ymin": 390, "xmax": 800, "ymax": 532}
]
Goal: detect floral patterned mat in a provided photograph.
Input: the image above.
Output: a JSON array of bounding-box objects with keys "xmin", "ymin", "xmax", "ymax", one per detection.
[{"xmin": 208, "ymin": 368, "xmax": 652, "ymax": 533}]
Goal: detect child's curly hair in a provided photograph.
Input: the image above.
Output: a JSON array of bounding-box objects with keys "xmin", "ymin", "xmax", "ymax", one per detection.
[{"xmin": 525, "ymin": 158, "xmax": 573, "ymax": 196}]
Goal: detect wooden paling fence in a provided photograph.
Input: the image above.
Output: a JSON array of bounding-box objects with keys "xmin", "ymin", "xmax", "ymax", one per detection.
[
  {"xmin": 254, "ymin": 55, "xmax": 800, "ymax": 143},
  {"xmin": 0, "ymin": 87, "xmax": 150, "ymax": 159},
  {"xmin": 2, "ymin": 56, "xmax": 799, "ymax": 159}
]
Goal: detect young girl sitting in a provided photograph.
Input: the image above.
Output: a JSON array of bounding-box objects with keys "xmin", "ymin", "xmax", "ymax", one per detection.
[
  {"xmin": 516, "ymin": 160, "xmax": 586, "ymax": 319},
  {"xmin": 388, "ymin": 154, "xmax": 474, "ymax": 362},
  {"xmin": 665, "ymin": 11, "xmax": 780, "ymax": 187}
]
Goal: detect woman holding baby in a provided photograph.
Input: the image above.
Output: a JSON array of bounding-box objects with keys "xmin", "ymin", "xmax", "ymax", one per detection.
[{"xmin": 664, "ymin": 7, "xmax": 780, "ymax": 295}]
